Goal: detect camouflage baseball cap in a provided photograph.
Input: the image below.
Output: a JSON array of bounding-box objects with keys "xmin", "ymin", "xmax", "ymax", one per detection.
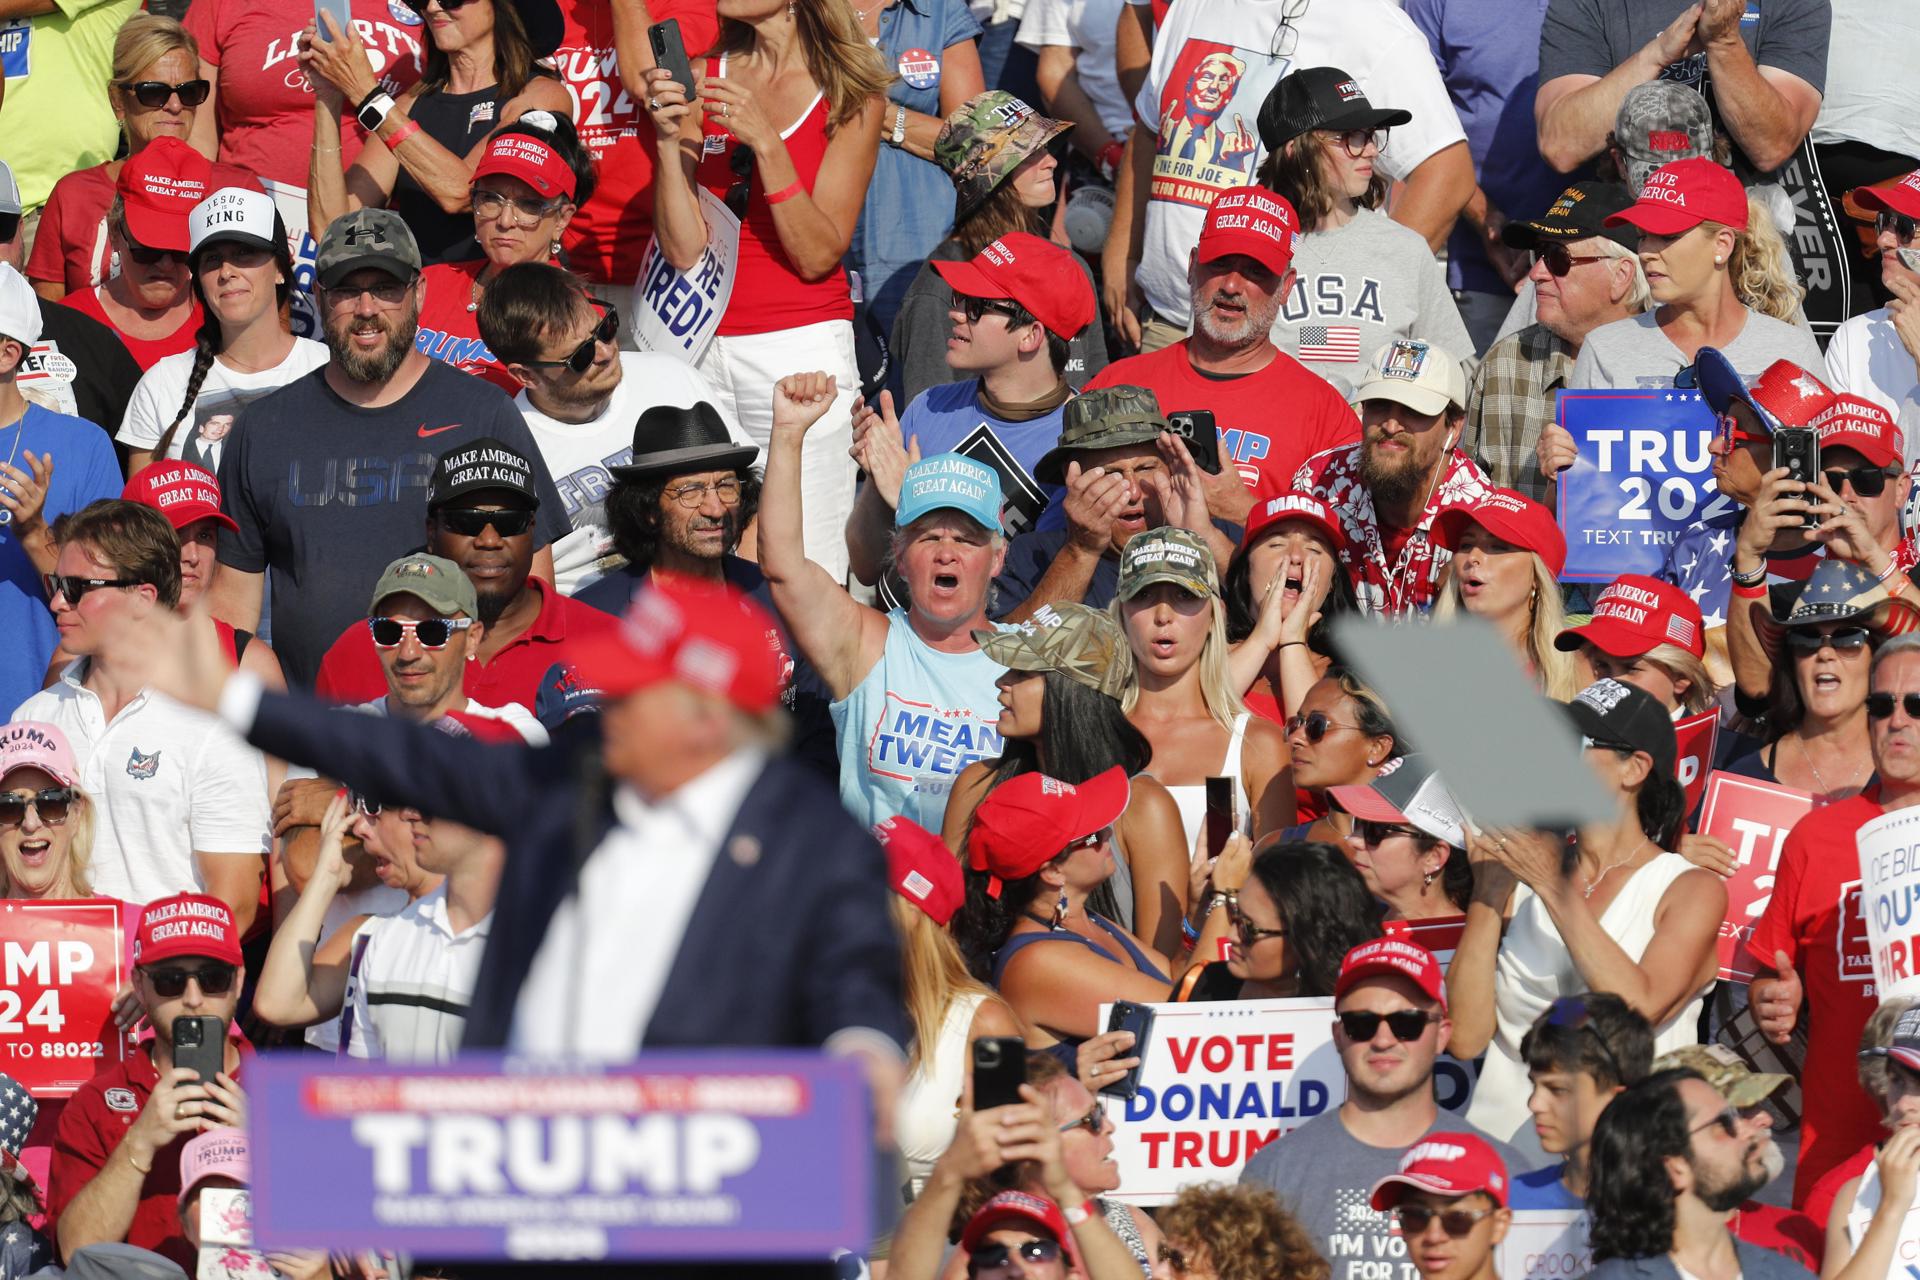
[
  {"xmin": 1117, "ymin": 527, "xmax": 1218, "ymax": 601},
  {"xmin": 316, "ymin": 207, "xmax": 422, "ymax": 289},
  {"xmin": 936, "ymin": 91, "xmax": 1072, "ymax": 221},
  {"xmin": 1652, "ymin": 1044, "xmax": 1791, "ymax": 1109},
  {"xmin": 368, "ymin": 552, "xmax": 478, "ymax": 618},
  {"xmin": 1034, "ymin": 385, "xmax": 1169, "ymax": 486},
  {"xmin": 1615, "ymin": 82, "xmax": 1715, "ymax": 195},
  {"xmin": 975, "ymin": 602, "xmax": 1128, "ymax": 699}
]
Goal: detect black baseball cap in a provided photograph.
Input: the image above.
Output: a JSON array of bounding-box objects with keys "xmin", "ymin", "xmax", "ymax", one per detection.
[
  {"xmin": 1257, "ymin": 66, "xmax": 1411, "ymax": 152},
  {"xmin": 1502, "ymin": 182, "xmax": 1640, "ymax": 252},
  {"xmin": 427, "ymin": 437, "xmax": 540, "ymax": 510},
  {"xmin": 1562, "ymin": 679, "xmax": 1677, "ymax": 780}
]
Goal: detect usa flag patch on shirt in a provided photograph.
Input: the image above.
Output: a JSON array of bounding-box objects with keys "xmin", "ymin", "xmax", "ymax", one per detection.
[{"xmin": 1298, "ymin": 325, "xmax": 1360, "ymax": 361}]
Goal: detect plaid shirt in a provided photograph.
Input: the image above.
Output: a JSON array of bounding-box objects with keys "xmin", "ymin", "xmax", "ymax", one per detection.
[{"xmin": 1462, "ymin": 323, "xmax": 1576, "ymax": 504}]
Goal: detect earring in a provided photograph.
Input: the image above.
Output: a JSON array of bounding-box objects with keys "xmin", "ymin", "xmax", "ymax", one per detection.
[
  {"xmin": 1714, "ymin": 256, "xmax": 1724, "ymax": 265},
  {"xmin": 1051, "ymin": 887, "xmax": 1069, "ymax": 930},
  {"xmin": 550, "ymin": 239, "xmax": 562, "ymax": 258},
  {"xmin": 1422, "ymin": 871, "xmax": 1437, "ymax": 888}
]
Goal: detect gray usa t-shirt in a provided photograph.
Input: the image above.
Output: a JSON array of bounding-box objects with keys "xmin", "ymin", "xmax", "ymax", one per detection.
[
  {"xmin": 1569, "ymin": 309, "xmax": 1824, "ymax": 391},
  {"xmin": 1241, "ymin": 1109, "xmax": 1532, "ymax": 1280}
]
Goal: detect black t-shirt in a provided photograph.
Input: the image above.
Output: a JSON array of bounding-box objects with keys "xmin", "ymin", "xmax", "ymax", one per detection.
[
  {"xmin": 217, "ymin": 359, "xmax": 571, "ymax": 688},
  {"xmin": 32, "ymin": 298, "xmax": 142, "ymax": 437}
]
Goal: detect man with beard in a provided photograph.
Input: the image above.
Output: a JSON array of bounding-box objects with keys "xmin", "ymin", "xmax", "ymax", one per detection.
[
  {"xmin": 311, "ymin": 440, "xmax": 617, "ymax": 717},
  {"xmin": 1086, "ymin": 187, "xmax": 1359, "ymax": 510},
  {"xmin": 1585, "ymin": 1069, "xmax": 1813, "ymax": 1280},
  {"xmin": 1291, "ymin": 338, "xmax": 1492, "ymax": 615},
  {"xmin": 209, "ymin": 209, "xmax": 571, "ymax": 689}
]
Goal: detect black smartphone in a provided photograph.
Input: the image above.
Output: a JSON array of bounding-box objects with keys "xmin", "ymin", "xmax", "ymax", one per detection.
[
  {"xmin": 171, "ymin": 1014, "xmax": 224, "ymax": 1086},
  {"xmin": 1165, "ymin": 409, "xmax": 1224, "ymax": 474},
  {"xmin": 648, "ymin": 19, "xmax": 696, "ymax": 99},
  {"xmin": 1101, "ymin": 1001, "xmax": 1154, "ymax": 1100},
  {"xmin": 972, "ymin": 1035, "xmax": 1026, "ymax": 1111},
  {"xmin": 1205, "ymin": 775, "xmax": 1236, "ymax": 859},
  {"xmin": 1773, "ymin": 427, "xmax": 1821, "ymax": 528}
]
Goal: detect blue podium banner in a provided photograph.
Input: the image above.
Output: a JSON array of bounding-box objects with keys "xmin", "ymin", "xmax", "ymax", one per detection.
[
  {"xmin": 249, "ymin": 1052, "xmax": 872, "ymax": 1262},
  {"xmin": 1555, "ymin": 389, "xmax": 1733, "ymax": 581}
]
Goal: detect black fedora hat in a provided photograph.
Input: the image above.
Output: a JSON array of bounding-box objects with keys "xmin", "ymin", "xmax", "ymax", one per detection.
[{"xmin": 610, "ymin": 401, "xmax": 760, "ymax": 482}]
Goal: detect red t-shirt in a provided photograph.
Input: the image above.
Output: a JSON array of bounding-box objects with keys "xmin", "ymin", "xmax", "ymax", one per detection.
[
  {"xmin": 47, "ymin": 1043, "xmax": 249, "ymax": 1271},
  {"xmin": 415, "ymin": 261, "xmax": 518, "ymax": 392},
  {"xmin": 182, "ymin": 0, "xmax": 425, "ymax": 187},
  {"xmin": 58, "ymin": 288, "xmax": 204, "ymax": 371},
  {"xmin": 1086, "ymin": 342, "xmax": 1360, "ymax": 496},
  {"xmin": 314, "ymin": 577, "xmax": 618, "ymax": 714},
  {"xmin": 1747, "ymin": 788, "xmax": 1887, "ymax": 1207},
  {"xmin": 554, "ymin": 0, "xmax": 718, "ymax": 286},
  {"xmin": 28, "ymin": 162, "xmax": 266, "ymax": 294},
  {"xmin": 1805, "ymin": 1142, "xmax": 1875, "ymax": 1238},
  {"xmin": 1735, "ymin": 1199, "xmax": 1826, "ymax": 1270},
  {"xmin": 696, "ymin": 71, "xmax": 852, "ymax": 336}
]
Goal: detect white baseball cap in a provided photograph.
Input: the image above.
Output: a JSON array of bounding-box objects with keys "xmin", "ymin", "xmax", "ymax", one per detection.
[
  {"xmin": 0, "ymin": 159, "xmax": 21, "ymax": 219},
  {"xmin": 1352, "ymin": 338, "xmax": 1466, "ymax": 417},
  {"xmin": 190, "ymin": 186, "xmax": 282, "ymax": 258},
  {"xmin": 0, "ymin": 263, "xmax": 42, "ymax": 347}
]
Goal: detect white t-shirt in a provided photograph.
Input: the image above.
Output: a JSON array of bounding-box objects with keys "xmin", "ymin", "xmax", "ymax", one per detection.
[
  {"xmin": 514, "ymin": 352, "xmax": 761, "ymax": 596},
  {"xmin": 115, "ymin": 338, "xmax": 330, "ymax": 465},
  {"xmin": 1810, "ymin": 0, "xmax": 1920, "ymax": 160},
  {"xmin": 1017, "ymin": 0, "xmax": 1131, "ymax": 139},
  {"xmin": 1825, "ymin": 307, "xmax": 1920, "ymax": 472},
  {"xmin": 12, "ymin": 664, "xmax": 271, "ymax": 907},
  {"xmin": 1131, "ymin": 0, "xmax": 1467, "ymax": 326},
  {"xmin": 347, "ymin": 696, "xmax": 550, "ymax": 747}
]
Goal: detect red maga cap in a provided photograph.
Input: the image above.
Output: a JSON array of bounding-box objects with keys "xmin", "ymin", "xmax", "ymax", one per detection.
[
  {"xmin": 961, "ymin": 1191, "xmax": 1078, "ymax": 1269},
  {"xmin": 932, "ymin": 232, "xmax": 1096, "ymax": 341},
  {"xmin": 473, "ymin": 131, "xmax": 578, "ymax": 201},
  {"xmin": 134, "ymin": 892, "xmax": 243, "ymax": 968},
  {"xmin": 121, "ymin": 460, "xmax": 239, "ymax": 533},
  {"xmin": 571, "ymin": 574, "xmax": 787, "ymax": 713},
  {"xmin": 1555, "ymin": 573, "xmax": 1704, "ymax": 659},
  {"xmin": 1241, "ymin": 491, "xmax": 1347, "ymax": 555},
  {"xmin": 1335, "ymin": 937, "xmax": 1446, "ymax": 1008},
  {"xmin": 1855, "ymin": 169, "xmax": 1920, "ymax": 222},
  {"xmin": 874, "ymin": 815, "xmax": 965, "ymax": 925},
  {"xmin": 1368, "ymin": 1132, "xmax": 1510, "ymax": 1211},
  {"xmin": 1810, "ymin": 395, "xmax": 1905, "ymax": 469},
  {"xmin": 1606, "ymin": 157, "xmax": 1747, "ymax": 236},
  {"xmin": 1197, "ymin": 186, "xmax": 1301, "ymax": 280},
  {"xmin": 117, "ymin": 137, "xmax": 212, "ymax": 254},
  {"xmin": 1429, "ymin": 488, "xmax": 1566, "ymax": 578},
  {"xmin": 966, "ymin": 765, "xmax": 1128, "ymax": 897}
]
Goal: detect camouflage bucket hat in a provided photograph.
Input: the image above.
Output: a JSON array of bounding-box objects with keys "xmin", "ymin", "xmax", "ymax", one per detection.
[
  {"xmin": 975, "ymin": 601, "xmax": 1129, "ymax": 699},
  {"xmin": 1117, "ymin": 527, "xmax": 1218, "ymax": 601},
  {"xmin": 1034, "ymin": 385, "xmax": 1169, "ymax": 486},
  {"xmin": 936, "ymin": 91, "xmax": 1072, "ymax": 222},
  {"xmin": 1652, "ymin": 1044, "xmax": 1791, "ymax": 1110}
]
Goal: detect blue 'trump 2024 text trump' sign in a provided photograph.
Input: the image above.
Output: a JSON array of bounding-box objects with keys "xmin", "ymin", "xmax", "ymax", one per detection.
[{"xmin": 1556, "ymin": 389, "xmax": 1732, "ymax": 581}]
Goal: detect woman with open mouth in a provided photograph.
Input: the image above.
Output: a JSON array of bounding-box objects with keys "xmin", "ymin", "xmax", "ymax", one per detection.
[
  {"xmin": 1430, "ymin": 487, "xmax": 1582, "ymax": 701},
  {"xmin": 1223, "ymin": 491, "xmax": 1361, "ymax": 731}
]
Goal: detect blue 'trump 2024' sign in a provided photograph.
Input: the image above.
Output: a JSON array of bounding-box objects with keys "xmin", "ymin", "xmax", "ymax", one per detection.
[
  {"xmin": 1555, "ymin": 389, "xmax": 1733, "ymax": 581},
  {"xmin": 249, "ymin": 1052, "xmax": 871, "ymax": 1262}
]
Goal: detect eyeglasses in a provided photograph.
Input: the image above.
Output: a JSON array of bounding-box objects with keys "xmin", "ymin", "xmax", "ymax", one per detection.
[
  {"xmin": 121, "ymin": 232, "xmax": 186, "ymax": 266},
  {"xmin": 1714, "ymin": 410, "xmax": 1765, "ymax": 450},
  {"xmin": 1353, "ymin": 818, "xmax": 1424, "ymax": 847},
  {"xmin": 144, "ymin": 963, "xmax": 237, "ymax": 998},
  {"xmin": 367, "ymin": 616, "xmax": 475, "ymax": 649},
  {"xmin": 1268, "ymin": 0, "xmax": 1308, "ymax": 59},
  {"xmin": 1325, "ymin": 126, "xmax": 1388, "ymax": 158},
  {"xmin": 664, "ymin": 477, "xmax": 745, "ymax": 509},
  {"xmin": 1284, "ymin": 710, "xmax": 1359, "ymax": 743},
  {"xmin": 0, "ymin": 787, "xmax": 74, "ymax": 828},
  {"xmin": 523, "ymin": 301, "xmax": 619, "ymax": 374},
  {"xmin": 968, "ymin": 1240, "xmax": 1062, "ymax": 1277},
  {"xmin": 1823, "ymin": 464, "xmax": 1898, "ymax": 497},
  {"xmin": 435, "ymin": 507, "xmax": 538, "ymax": 538},
  {"xmin": 43, "ymin": 573, "xmax": 138, "ymax": 604},
  {"xmin": 1785, "ymin": 626, "xmax": 1872, "ymax": 654},
  {"xmin": 1157, "ymin": 1244, "xmax": 1194, "ymax": 1275},
  {"xmin": 402, "ymin": 0, "xmax": 480, "ymax": 12},
  {"xmin": 324, "ymin": 278, "xmax": 415, "ymax": 309},
  {"xmin": 1337, "ymin": 1008, "xmax": 1435, "ymax": 1042},
  {"xmin": 1394, "ymin": 1205, "xmax": 1496, "ymax": 1237},
  {"xmin": 725, "ymin": 146, "xmax": 755, "ymax": 219},
  {"xmin": 1579, "ymin": 734, "xmax": 1639, "ymax": 756},
  {"xmin": 1544, "ymin": 994, "xmax": 1627, "ymax": 1085},
  {"xmin": 955, "ymin": 294, "xmax": 1028, "ymax": 326},
  {"xmin": 1690, "ymin": 1106, "xmax": 1743, "ymax": 1140},
  {"xmin": 1879, "ymin": 210, "xmax": 1920, "ymax": 245},
  {"xmin": 1058, "ymin": 1102, "xmax": 1104, "ymax": 1135},
  {"xmin": 1229, "ymin": 902, "xmax": 1288, "ymax": 950},
  {"xmin": 1063, "ymin": 826, "xmax": 1112, "ymax": 857},
  {"xmin": 1868, "ymin": 691, "xmax": 1920, "ymax": 720},
  {"xmin": 119, "ymin": 78, "xmax": 211, "ymax": 109},
  {"xmin": 471, "ymin": 186, "xmax": 569, "ymax": 228},
  {"xmin": 1531, "ymin": 245, "xmax": 1608, "ymax": 277}
]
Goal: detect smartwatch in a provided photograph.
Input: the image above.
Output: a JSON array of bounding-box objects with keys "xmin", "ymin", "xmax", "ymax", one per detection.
[{"xmin": 357, "ymin": 91, "xmax": 397, "ymax": 134}]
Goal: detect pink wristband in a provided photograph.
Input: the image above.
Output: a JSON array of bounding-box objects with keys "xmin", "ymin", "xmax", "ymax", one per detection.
[{"xmin": 765, "ymin": 180, "xmax": 805, "ymax": 205}]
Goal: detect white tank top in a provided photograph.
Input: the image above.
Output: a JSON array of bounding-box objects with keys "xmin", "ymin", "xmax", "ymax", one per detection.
[
  {"xmin": 896, "ymin": 991, "xmax": 989, "ymax": 1181},
  {"xmin": 1161, "ymin": 712, "xmax": 1253, "ymax": 855},
  {"xmin": 1847, "ymin": 1158, "xmax": 1920, "ymax": 1279}
]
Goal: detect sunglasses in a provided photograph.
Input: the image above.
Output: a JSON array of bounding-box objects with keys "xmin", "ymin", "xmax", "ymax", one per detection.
[
  {"xmin": 1785, "ymin": 626, "xmax": 1871, "ymax": 654},
  {"xmin": 969, "ymin": 1240, "xmax": 1062, "ymax": 1276},
  {"xmin": 1879, "ymin": 210, "xmax": 1920, "ymax": 245},
  {"xmin": 1823, "ymin": 464, "xmax": 1898, "ymax": 497},
  {"xmin": 1868, "ymin": 691, "xmax": 1920, "ymax": 720},
  {"xmin": 1395, "ymin": 1205, "xmax": 1496, "ymax": 1237},
  {"xmin": 523, "ymin": 302, "xmax": 618, "ymax": 374},
  {"xmin": 349, "ymin": 789, "xmax": 383, "ymax": 817},
  {"xmin": 1353, "ymin": 818, "xmax": 1424, "ymax": 847},
  {"xmin": 1530, "ymin": 245, "xmax": 1607, "ymax": 277},
  {"xmin": 43, "ymin": 573, "xmax": 138, "ymax": 604},
  {"xmin": 725, "ymin": 145, "xmax": 755, "ymax": 219},
  {"xmin": 1058, "ymin": 1102, "xmax": 1104, "ymax": 1135},
  {"xmin": 119, "ymin": 78, "xmax": 211, "ymax": 109},
  {"xmin": 956, "ymin": 294, "xmax": 1028, "ymax": 326},
  {"xmin": 0, "ymin": 787, "xmax": 74, "ymax": 828},
  {"xmin": 144, "ymin": 963, "xmax": 237, "ymax": 998},
  {"xmin": 367, "ymin": 616, "xmax": 475, "ymax": 649},
  {"xmin": 1337, "ymin": 1009, "xmax": 1435, "ymax": 1042},
  {"xmin": 435, "ymin": 507, "xmax": 538, "ymax": 538},
  {"xmin": 324, "ymin": 278, "xmax": 415, "ymax": 309},
  {"xmin": 1714, "ymin": 410, "xmax": 1765, "ymax": 450},
  {"xmin": 1285, "ymin": 710, "xmax": 1359, "ymax": 743},
  {"xmin": 1228, "ymin": 902, "xmax": 1288, "ymax": 950},
  {"xmin": 402, "ymin": 0, "xmax": 481, "ymax": 12},
  {"xmin": 1690, "ymin": 1106, "xmax": 1743, "ymax": 1140},
  {"xmin": 122, "ymin": 234, "xmax": 186, "ymax": 266}
]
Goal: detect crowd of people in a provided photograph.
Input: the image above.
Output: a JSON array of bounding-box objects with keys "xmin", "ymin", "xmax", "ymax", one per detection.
[{"xmin": 0, "ymin": 0, "xmax": 1918, "ymax": 1275}]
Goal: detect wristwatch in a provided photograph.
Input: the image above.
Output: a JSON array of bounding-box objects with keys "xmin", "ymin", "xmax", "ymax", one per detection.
[
  {"xmin": 357, "ymin": 91, "xmax": 397, "ymax": 134},
  {"xmin": 887, "ymin": 103, "xmax": 907, "ymax": 148}
]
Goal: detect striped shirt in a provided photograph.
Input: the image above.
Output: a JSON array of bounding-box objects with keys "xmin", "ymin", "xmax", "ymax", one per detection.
[
  {"xmin": 342, "ymin": 885, "xmax": 491, "ymax": 1063},
  {"xmin": 1462, "ymin": 323, "xmax": 1577, "ymax": 504}
]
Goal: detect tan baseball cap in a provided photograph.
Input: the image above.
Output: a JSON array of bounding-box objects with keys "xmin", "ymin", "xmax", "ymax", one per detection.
[{"xmin": 1353, "ymin": 338, "xmax": 1466, "ymax": 417}]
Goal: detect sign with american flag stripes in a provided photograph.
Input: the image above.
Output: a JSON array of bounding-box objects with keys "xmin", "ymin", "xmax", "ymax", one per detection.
[{"xmin": 1297, "ymin": 324, "xmax": 1360, "ymax": 362}]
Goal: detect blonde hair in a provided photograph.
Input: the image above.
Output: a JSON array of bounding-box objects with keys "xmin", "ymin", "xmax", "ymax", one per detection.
[
  {"xmin": 0, "ymin": 789, "xmax": 94, "ymax": 899},
  {"xmin": 1643, "ymin": 642, "xmax": 1714, "ymax": 715},
  {"xmin": 716, "ymin": 0, "xmax": 893, "ymax": 133},
  {"xmin": 1113, "ymin": 592, "xmax": 1246, "ymax": 732},
  {"xmin": 892, "ymin": 898, "xmax": 999, "ymax": 1075},
  {"xmin": 1435, "ymin": 554, "xmax": 1580, "ymax": 701},
  {"xmin": 1723, "ymin": 197, "xmax": 1804, "ymax": 322},
  {"xmin": 111, "ymin": 14, "xmax": 200, "ymax": 106}
]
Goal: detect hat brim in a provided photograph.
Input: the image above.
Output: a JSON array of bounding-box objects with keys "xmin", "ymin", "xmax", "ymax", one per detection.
[
  {"xmin": 1500, "ymin": 219, "xmax": 1638, "ymax": 251},
  {"xmin": 1326, "ymin": 782, "xmax": 1415, "ymax": 826},
  {"xmin": 1116, "ymin": 568, "xmax": 1213, "ymax": 602},
  {"xmin": 169, "ymin": 507, "xmax": 241, "ymax": 535},
  {"xmin": 1073, "ymin": 767, "xmax": 1133, "ymax": 842},
  {"xmin": 952, "ymin": 117, "xmax": 1073, "ymax": 221},
  {"xmin": 608, "ymin": 443, "xmax": 760, "ymax": 483},
  {"xmin": 1320, "ymin": 105, "xmax": 1413, "ymax": 134},
  {"xmin": 932, "ymin": 256, "xmax": 1010, "ymax": 303},
  {"xmin": 1853, "ymin": 183, "xmax": 1920, "ymax": 221},
  {"xmin": 1368, "ymin": 1171, "xmax": 1485, "ymax": 1213},
  {"xmin": 1605, "ymin": 202, "xmax": 1709, "ymax": 236},
  {"xmin": 1241, "ymin": 509, "xmax": 1347, "ymax": 556},
  {"xmin": 1862, "ymin": 1045, "xmax": 1920, "ymax": 1072},
  {"xmin": 1034, "ymin": 430, "xmax": 1164, "ymax": 486},
  {"xmin": 122, "ymin": 202, "xmax": 192, "ymax": 254},
  {"xmin": 1692, "ymin": 347, "xmax": 1773, "ymax": 431},
  {"xmin": 1722, "ymin": 1072, "xmax": 1792, "ymax": 1108},
  {"xmin": 568, "ymin": 627, "xmax": 670, "ymax": 702},
  {"xmin": 1430, "ymin": 506, "xmax": 1565, "ymax": 577},
  {"xmin": 1353, "ymin": 380, "xmax": 1452, "ymax": 418},
  {"xmin": 1554, "ymin": 615, "xmax": 1657, "ymax": 657},
  {"xmin": 317, "ymin": 253, "xmax": 418, "ymax": 290},
  {"xmin": 1782, "ymin": 594, "xmax": 1890, "ymax": 632},
  {"xmin": 190, "ymin": 229, "xmax": 280, "ymax": 262}
]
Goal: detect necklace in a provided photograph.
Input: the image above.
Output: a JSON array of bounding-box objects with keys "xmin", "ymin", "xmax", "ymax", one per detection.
[
  {"xmin": 1582, "ymin": 836, "xmax": 1650, "ymax": 899},
  {"xmin": 467, "ymin": 275, "xmax": 482, "ymax": 314},
  {"xmin": 1797, "ymin": 733, "xmax": 1865, "ymax": 798}
]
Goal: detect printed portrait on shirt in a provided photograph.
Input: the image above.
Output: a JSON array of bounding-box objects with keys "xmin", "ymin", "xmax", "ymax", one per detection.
[{"xmin": 1150, "ymin": 40, "xmax": 1283, "ymax": 209}]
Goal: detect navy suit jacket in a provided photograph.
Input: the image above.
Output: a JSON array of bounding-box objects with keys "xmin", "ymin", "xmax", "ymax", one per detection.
[{"xmin": 247, "ymin": 691, "xmax": 907, "ymax": 1054}]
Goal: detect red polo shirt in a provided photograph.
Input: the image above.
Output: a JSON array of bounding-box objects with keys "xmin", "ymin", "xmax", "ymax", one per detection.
[
  {"xmin": 313, "ymin": 577, "xmax": 619, "ymax": 714},
  {"xmin": 47, "ymin": 1040, "xmax": 249, "ymax": 1270}
]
